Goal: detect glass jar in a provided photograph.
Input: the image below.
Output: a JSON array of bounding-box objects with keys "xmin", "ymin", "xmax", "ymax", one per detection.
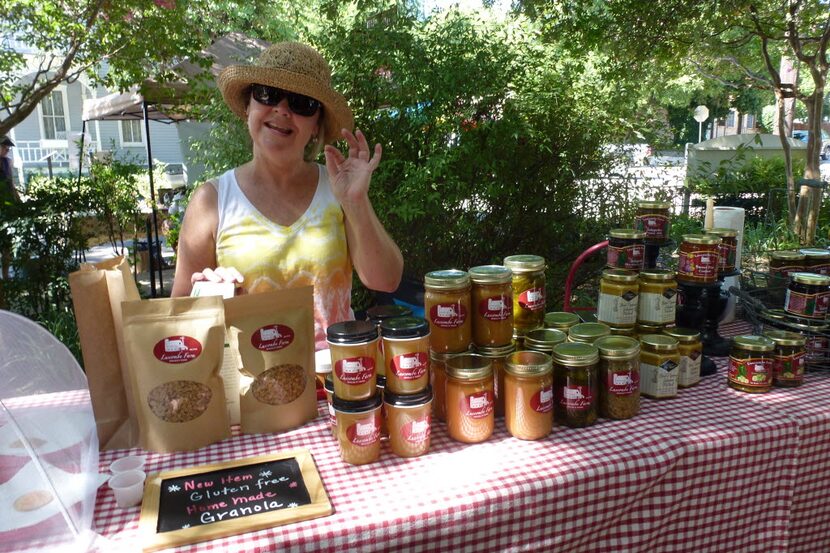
[
  {"xmin": 523, "ymin": 328, "xmax": 568, "ymax": 354},
  {"xmin": 769, "ymin": 251, "xmax": 805, "ymax": 282},
  {"xmin": 504, "ymin": 351, "xmax": 554, "ymax": 440},
  {"xmin": 597, "ymin": 269, "xmax": 639, "ymax": 328},
  {"xmin": 728, "ymin": 335, "xmax": 775, "ymax": 393},
  {"xmin": 384, "ymin": 386, "xmax": 433, "ymax": 458},
  {"xmin": 607, "ymin": 229, "xmax": 646, "ymax": 271},
  {"xmin": 469, "ymin": 265, "xmax": 514, "ymax": 347},
  {"xmin": 381, "ymin": 316, "xmax": 430, "ymax": 395},
  {"xmin": 424, "ymin": 269, "xmax": 472, "ymax": 353},
  {"xmin": 800, "ymin": 248, "xmax": 830, "ymax": 276},
  {"xmin": 677, "ymin": 234, "xmax": 721, "ymax": 284},
  {"xmin": 661, "ymin": 327, "xmax": 702, "ymax": 388},
  {"xmin": 637, "ymin": 270, "xmax": 677, "ymax": 325},
  {"xmin": 705, "ymin": 228, "xmax": 738, "ymax": 274},
  {"xmin": 639, "ymin": 334, "xmax": 680, "ymax": 399},
  {"xmin": 568, "ymin": 322, "xmax": 611, "ymax": 344},
  {"xmin": 594, "ymin": 335, "xmax": 640, "ymax": 420},
  {"xmin": 785, "ymin": 272, "xmax": 830, "ymax": 319},
  {"xmin": 324, "ymin": 373, "xmax": 335, "ymax": 437},
  {"xmin": 445, "ymin": 354, "xmax": 495, "ymax": 443},
  {"xmin": 504, "ymin": 255, "xmax": 547, "ymax": 335},
  {"xmin": 552, "ymin": 342, "xmax": 599, "ymax": 428},
  {"xmin": 764, "ymin": 330, "xmax": 807, "ymax": 388},
  {"xmin": 367, "ymin": 304, "xmax": 412, "ymax": 375},
  {"xmin": 634, "ymin": 200, "xmax": 671, "ymax": 243},
  {"xmin": 608, "ymin": 325, "xmax": 637, "ymax": 337},
  {"xmin": 636, "ymin": 322, "xmax": 672, "ymax": 339},
  {"xmin": 333, "ymin": 393, "xmax": 383, "ymax": 465},
  {"xmin": 544, "ymin": 311, "xmax": 581, "ymax": 331},
  {"xmin": 429, "ymin": 350, "xmax": 454, "ymax": 422},
  {"xmin": 327, "ymin": 321, "xmax": 379, "ymax": 401},
  {"xmin": 474, "ymin": 343, "xmax": 516, "ymax": 417}
]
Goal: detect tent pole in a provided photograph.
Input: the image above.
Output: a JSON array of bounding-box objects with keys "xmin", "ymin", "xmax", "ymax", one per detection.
[{"xmin": 143, "ymin": 101, "xmax": 164, "ymax": 297}]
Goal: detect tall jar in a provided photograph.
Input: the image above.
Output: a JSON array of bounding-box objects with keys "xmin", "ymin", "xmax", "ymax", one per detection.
[
  {"xmin": 634, "ymin": 200, "xmax": 671, "ymax": 243},
  {"xmin": 384, "ymin": 387, "xmax": 433, "ymax": 458},
  {"xmin": 765, "ymin": 330, "xmax": 807, "ymax": 388},
  {"xmin": 523, "ymin": 328, "xmax": 568, "ymax": 354},
  {"xmin": 728, "ymin": 335, "xmax": 775, "ymax": 393},
  {"xmin": 769, "ymin": 251, "xmax": 806, "ymax": 281},
  {"xmin": 662, "ymin": 327, "xmax": 702, "ymax": 388},
  {"xmin": 333, "ymin": 393, "xmax": 383, "ymax": 465},
  {"xmin": 552, "ymin": 342, "xmax": 599, "ymax": 428},
  {"xmin": 785, "ymin": 272, "xmax": 830, "ymax": 320},
  {"xmin": 327, "ymin": 321, "xmax": 379, "ymax": 401},
  {"xmin": 677, "ymin": 234, "xmax": 721, "ymax": 284},
  {"xmin": 381, "ymin": 316, "xmax": 430, "ymax": 395},
  {"xmin": 424, "ymin": 270, "xmax": 472, "ymax": 353},
  {"xmin": 504, "ymin": 255, "xmax": 547, "ymax": 336},
  {"xmin": 429, "ymin": 350, "xmax": 454, "ymax": 422},
  {"xmin": 637, "ymin": 270, "xmax": 677, "ymax": 325},
  {"xmin": 607, "ymin": 229, "xmax": 646, "ymax": 271},
  {"xmin": 504, "ymin": 351, "xmax": 554, "ymax": 440},
  {"xmin": 705, "ymin": 228, "xmax": 738, "ymax": 274},
  {"xmin": 800, "ymin": 248, "xmax": 830, "ymax": 276},
  {"xmin": 639, "ymin": 334, "xmax": 680, "ymax": 399},
  {"xmin": 367, "ymin": 304, "xmax": 412, "ymax": 376},
  {"xmin": 474, "ymin": 343, "xmax": 516, "ymax": 417},
  {"xmin": 594, "ymin": 335, "xmax": 640, "ymax": 420},
  {"xmin": 568, "ymin": 322, "xmax": 611, "ymax": 344},
  {"xmin": 597, "ymin": 269, "xmax": 639, "ymax": 328},
  {"xmin": 444, "ymin": 354, "xmax": 495, "ymax": 443},
  {"xmin": 544, "ymin": 311, "xmax": 581, "ymax": 332},
  {"xmin": 469, "ymin": 265, "xmax": 514, "ymax": 347}
]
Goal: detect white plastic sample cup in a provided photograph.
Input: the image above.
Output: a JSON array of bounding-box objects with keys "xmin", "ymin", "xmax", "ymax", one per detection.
[
  {"xmin": 110, "ymin": 455, "xmax": 146, "ymax": 474},
  {"xmin": 109, "ymin": 469, "xmax": 146, "ymax": 508}
]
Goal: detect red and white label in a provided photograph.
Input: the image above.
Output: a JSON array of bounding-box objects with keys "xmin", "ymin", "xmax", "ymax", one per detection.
[
  {"xmin": 635, "ymin": 214, "xmax": 669, "ymax": 240},
  {"xmin": 153, "ymin": 336, "xmax": 202, "ymax": 364},
  {"xmin": 530, "ymin": 386, "xmax": 554, "ymax": 413},
  {"xmin": 251, "ymin": 324, "xmax": 294, "ymax": 351},
  {"xmin": 460, "ymin": 391, "xmax": 494, "ymax": 419},
  {"xmin": 346, "ymin": 414, "xmax": 380, "ymax": 447},
  {"xmin": 391, "ymin": 352, "xmax": 428, "ymax": 380},
  {"xmin": 773, "ymin": 352, "xmax": 806, "ymax": 382},
  {"xmin": 335, "ymin": 356, "xmax": 375, "ymax": 386},
  {"xmin": 728, "ymin": 357, "xmax": 773, "ymax": 387},
  {"xmin": 518, "ymin": 287, "xmax": 545, "ymax": 311},
  {"xmin": 606, "ymin": 370, "xmax": 639, "ymax": 395},
  {"xmin": 785, "ymin": 290, "xmax": 830, "ymax": 319},
  {"xmin": 558, "ymin": 385, "xmax": 593, "ymax": 410},
  {"xmin": 678, "ymin": 250, "xmax": 719, "ymax": 279},
  {"xmin": 478, "ymin": 295, "xmax": 512, "ymax": 321},
  {"xmin": 607, "ymin": 244, "xmax": 645, "ymax": 270},
  {"xmin": 401, "ymin": 416, "xmax": 431, "ymax": 444},
  {"xmin": 429, "ymin": 302, "xmax": 467, "ymax": 329}
]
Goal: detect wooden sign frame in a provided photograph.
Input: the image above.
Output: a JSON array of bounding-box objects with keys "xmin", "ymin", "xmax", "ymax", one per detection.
[{"xmin": 138, "ymin": 449, "xmax": 332, "ymax": 552}]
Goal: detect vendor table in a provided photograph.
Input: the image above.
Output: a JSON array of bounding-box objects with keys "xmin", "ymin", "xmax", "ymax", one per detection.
[{"xmin": 90, "ymin": 321, "xmax": 829, "ymax": 553}]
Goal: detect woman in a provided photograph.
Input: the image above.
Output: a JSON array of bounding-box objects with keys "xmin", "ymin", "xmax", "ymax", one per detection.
[{"xmin": 172, "ymin": 42, "xmax": 403, "ymax": 348}]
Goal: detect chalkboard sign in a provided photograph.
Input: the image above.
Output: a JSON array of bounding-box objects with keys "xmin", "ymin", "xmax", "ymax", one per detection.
[{"xmin": 139, "ymin": 450, "xmax": 332, "ymax": 552}]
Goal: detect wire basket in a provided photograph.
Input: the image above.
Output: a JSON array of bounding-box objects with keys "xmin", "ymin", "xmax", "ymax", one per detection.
[{"xmin": 731, "ymin": 270, "xmax": 830, "ymax": 372}]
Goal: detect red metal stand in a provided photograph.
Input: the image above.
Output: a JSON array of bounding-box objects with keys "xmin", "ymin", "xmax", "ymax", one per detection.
[{"xmin": 563, "ymin": 240, "xmax": 608, "ymax": 313}]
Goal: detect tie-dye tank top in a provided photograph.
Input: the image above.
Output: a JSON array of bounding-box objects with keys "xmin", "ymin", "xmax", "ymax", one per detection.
[{"xmin": 213, "ymin": 165, "xmax": 354, "ymax": 349}]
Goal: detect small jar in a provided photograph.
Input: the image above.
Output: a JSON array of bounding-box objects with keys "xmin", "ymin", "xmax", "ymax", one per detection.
[
  {"xmin": 333, "ymin": 393, "xmax": 383, "ymax": 465},
  {"xmin": 544, "ymin": 311, "xmax": 581, "ymax": 331},
  {"xmin": 594, "ymin": 335, "xmax": 640, "ymax": 420},
  {"xmin": 327, "ymin": 321, "xmax": 379, "ymax": 401},
  {"xmin": 728, "ymin": 335, "xmax": 775, "ymax": 393},
  {"xmin": 705, "ymin": 228, "xmax": 738, "ymax": 274},
  {"xmin": 607, "ymin": 229, "xmax": 646, "ymax": 271},
  {"xmin": 769, "ymin": 251, "xmax": 805, "ymax": 282},
  {"xmin": 523, "ymin": 328, "xmax": 568, "ymax": 354},
  {"xmin": 474, "ymin": 343, "xmax": 516, "ymax": 417},
  {"xmin": 662, "ymin": 327, "xmax": 702, "ymax": 388},
  {"xmin": 504, "ymin": 255, "xmax": 547, "ymax": 334},
  {"xmin": 469, "ymin": 265, "xmax": 514, "ymax": 347},
  {"xmin": 634, "ymin": 200, "xmax": 671, "ymax": 243},
  {"xmin": 637, "ymin": 270, "xmax": 677, "ymax": 325},
  {"xmin": 639, "ymin": 334, "xmax": 680, "ymax": 399},
  {"xmin": 785, "ymin": 272, "xmax": 830, "ymax": 319},
  {"xmin": 381, "ymin": 316, "xmax": 431, "ymax": 395},
  {"xmin": 424, "ymin": 269, "xmax": 472, "ymax": 353},
  {"xmin": 384, "ymin": 387, "xmax": 433, "ymax": 458},
  {"xmin": 429, "ymin": 350, "xmax": 453, "ymax": 422},
  {"xmin": 552, "ymin": 342, "xmax": 599, "ymax": 428},
  {"xmin": 800, "ymin": 249, "xmax": 830, "ymax": 276},
  {"xmin": 764, "ymin": 330, "xmax": 807, "ymax": 388},
  {"xmin": 568, "ymin": 322, "xmax": 611, "ymax": 344},
  {"xmin": 504, "ymin": 351, "xmax": 554, "ymax": 440},
  {"xmin": 677, "ymin": 234, "xmax": 721, "ymax": 284},
  {"xmin": 367, "ymin": 304, "xmax": 412, "ymax": 375},
  {"xmin": 445, "ymin": 354, "xmax": 495, "ymax": 443},
  {"xmin": 324, "ymin": 373, "xmax": 336, "ymax": 437},
  {"xmin": 597, "ymin": 269, "xmax": 639, "ymax": 328}
]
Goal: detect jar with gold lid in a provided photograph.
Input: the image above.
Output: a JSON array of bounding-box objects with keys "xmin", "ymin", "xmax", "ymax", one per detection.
[
  {"xmin": 637, "ymin": 270, "xmax": 677, "ymax": 325},
  {"xmin": 800, "ymin": 249, "xmax": 830, "ymax": 276},
  {"xmin": 504, "ymin": 255, "xmax": 546, "ymax": 335},
  {"xmin": 639, "ymin": 334, "xmax": 680, "ymax": 399},
  {"xmin": 607, "ymin": 229, "xmax": 646, "ymax": 271},
  {"xmin": 469, "ymin": 265, "xmax": 514, "ymax": 347},
  {"xmin": 594, "ymin": 335, "xmax": 640, "ymax": 420},
  {"xmin": 661, "ymin": 327, "xmax": 702, "ymax": 387},
  {"xmin": 728, "ymin": 335, "xmax": 775, "ymax": 393},
  {"xmin": 634, "ymin": 200, "xmax": 671, "ymax": 243},
  {"xmin": 523, "ymin": 328, "xmax": 568, "ymax": 354},
  {"xmin": 769, "ymin": 251, "xmax": 805, "ymax": 281},
  {"xmin": 568, "ymin": 322, "xmax": 611, "ymax": 344},
  {"xmin": 764, "ymin": 330, "xmax": 807, "ymax": 388},
  {"xmin": 705, "ymin": 228, "xmax": 738, "ymax": 274},
  {"xmin": 552, "ymin": 342, "xmax": 599, "ymax": 427},
  {"xmin": 424, "ymin": 269, "xmax": 472, "ymax": 353},
  {"xmin": 785, "ymin": 272, "xmax": 830, "ymax": 319},
  {"xmin": 504, "ymin": 350, "xmax": 554, "ymax": 440},
  {"xmin": 597, "ymin": 269, "xmax": 639, "ymax": 328},
  {"xmin": 544, "ymin": 311, "xmax": 581, "ymax": 331},
  {"xmin": 677, "ymin": 234, "xmax": 721, "ymax": 284},
  {"xmin": 474, "ymin": 343, "xmax": 516, "ymax": 417},
  {"xmin": 444, "ymin": 354, "xmax": 495, "ymax": 443}
]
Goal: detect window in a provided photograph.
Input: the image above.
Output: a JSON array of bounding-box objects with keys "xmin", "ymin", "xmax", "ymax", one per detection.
[
  {"xmin": 120, "ymin": 120, "xmax": 144, "ymax": 146},
  {"xmin": 726, "ymin": 110, "xmax": 736, "ymax": 128},
  {"xmin": 41, "ymin": 90, "xmax": 68, "ymax": 140},
  {"xmin": 745, "ymin": 114, "xmax": 756, "ymax": 129}
]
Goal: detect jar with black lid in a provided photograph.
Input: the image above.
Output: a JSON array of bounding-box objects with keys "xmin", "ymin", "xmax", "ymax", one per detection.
[
  {"xmin": 552, "ymin": 342, "xmax": 599, "ymax": 427},
  {"xmin": 785, "ymin": 272, "xmax": 830, "ymax": 319},
  {"xmin": 800, "ymin": 249, "xmax": 830, "ymax": 276},
  {"xmin": 634, "ymin": 201, "xmax": 671, "ymax": 243},
  {"xmin": 607, "ymin": 229, "xmax": 646, "ymax": 271},
  {"xmin": 728, "ymin": 335, "xmax": 775, "ymax": 393},
  {"xmin": 764, "ymin": 330, "xmax": 807, "ymax": 387}
]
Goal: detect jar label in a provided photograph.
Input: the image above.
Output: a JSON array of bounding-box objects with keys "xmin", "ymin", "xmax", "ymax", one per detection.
[
  {"xmin": 678, "ymin": 250, "xmax": 718, "ymax": 279},
  {"xmin": 785, "ymin": 290, "xmax": 830, "ymax": 319},
  {"xmin": 461, "ymin": 391, "xmax": 494, "ymax": 419},
  {"xmin": 770, "ymin": 266, "xmax": 800, "ymax": 279},
  {"xmin": 478, "ymin": 294, "xmax": 512, "ymax": 321},
  {"xmin": 346, "ymin": 414, "xmax": 380, "ymax": 447},
  {"xmin": 335, "ymin": 356, "xmax": 375, "ymax": 386},
  {"xmin": 607, "ymin": 244, "xmax": 645, "ymax": 270},
  {"xmin": 518, "ymin": 287, "xmax": 546, "ymax": 311},
  {"xmin": 717, "ymin": 244, "xmax": 737, "ymax": 269},
  {"xmin": 638, "ymin": 291, "xmax": 676, "ymax": 324},
  {"xmin": 728, "ymin": 356, "xmax": 773, "ymax": 387},
  {"xmin": 634, "ymin": 214, "xmax": 669, "ymax": 240},
  {"xmin": 809, "ymin": 263, "xmax": 830, "ymax": 276},
  {"xmin": 430, "ymin": 302, "xmax": 468, "ymax": 328},
  {"xmin": 606, "ymin": 370, "xmax": 639, "ymax": 395},
  {"xmin": 558, "ymin": 385, "xmax": 593, "ymax": 410},
  {"xmin": 678, "ymin": 353, "xmax": 701, "ymax": 387},
  {"xmin": 401, "ymin": 416, "xmax": 432, "ymax": 444},
  {"xmin": 251, "ymin": 324, "xmax": 294, "ymax": 351},
  {"xmin": 640, "ymin": 360, "xmax": 678, "ymax": 398},
  {"xmin": 598, "ymin": 291, "xmax": 638, "ymax": 325},
  {"xmin": 391, "ymin": 352, "xmax": 428, "ymax": 380},
  {"xmin": 530, "ymin": 385, "xmax": 554, "ymax": 413},
  {"xmin": 773, "ymin": 352, "xmax": 806, "ymax": 382}
]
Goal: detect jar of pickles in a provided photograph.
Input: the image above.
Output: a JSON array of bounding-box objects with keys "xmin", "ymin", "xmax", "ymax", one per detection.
[
  {"xmin": 637, "ymin": 270, "xmax": 677, "ymax": 325},
  {"xmin": 677, "ymin": 234, "xmax": 721, "ymax": 284},
  {"xmin": 327, "ymin": 321, "xmax": 380, "ymax": 401},
  {"xmin": 607, "ymin": 229, "xmax": 646, "ymax": 271},
  {"xmin": 597, "ymin": 269, "xmax": 639, "ymax": 328},
  {"xmin": 504, "ymin": 351, "xmax": 554, "ymax": 440},
  {"xmin": 444, "ymin": 354, "xmax": 495, "ymax": 443},
  {"xmin": 552, "ymin": 342, "xmax": 599, "ymax": 428},
  {"xmin": 800, "ymin": 248, "xmax": 830, "ymax": 276},
  {"xmin": 332, "ymin": 393, "xmax": 383, "ymax": 465},
  {"xmin": 568, "ymin": 322, "xmax": 611, "ymax": 344},
  {"xmin": 785, "ymin": 272, "xmax": 830, "ymax": 319},
  {"xmin": 634, "ymin": 200, "xmax": 671, "ymax": 243},
  {"xmin": 469, "ymin": 265, "xmax": 514, "ymax": 347},
  {"xmin": 769, "ymin": 251, "xmax": 805, "ymax": 281},
  {"xmin": 706, "ymin": 228, "xmax": 738, "ymax": 274},
  {"xmin": 764, "ymin": 330, "xmax": 807, "ymax": 388},
  {"xmin": 424, "ymin": 269, "xmax": 472, "ymax": 353},
  {"xmin": 381, "ymin": 316, "xmax": 430, "ymax": 395},
  {"xmin": 504, "ymin": 255, "xmax": 546, "ymax": 335},
  {"xmin": 661, "ymin": 327, "xmax": 702, "ymax": 388},
  {"xmin": 474, "ymin": 343, "xmax": 516, "ymax": 418},
  {"xmin": 523, "ymin": 328, "xmax": 568, "ymax": 354},
  {"xmin": 594, "ymin": 336, "xmax": 640, "ymax": 420},
  {"xmin": 728, "ymin": 335, "xmax": 775, "ymax": 393},
  {"xmin": 639, "ymin": 334, "xmax": 680, "ymax": 399},
  {"xmin": 384, "ymin": 386, "xmax": 433, "ymax": 458},
  {"xmin": 544, "ymin": 311, "xmax": 581, "ymax": 332}
]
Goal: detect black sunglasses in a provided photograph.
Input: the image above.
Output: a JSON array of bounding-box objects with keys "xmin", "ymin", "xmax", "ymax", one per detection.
[{"xmin": 250, "ymin": 84, "xmax": 321, "ymax": 117}]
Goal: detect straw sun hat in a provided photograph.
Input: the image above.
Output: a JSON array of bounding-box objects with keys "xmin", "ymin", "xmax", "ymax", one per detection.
[{"xmin": 218, "ymin": 41, "xmax": 354, "ymax": 145}]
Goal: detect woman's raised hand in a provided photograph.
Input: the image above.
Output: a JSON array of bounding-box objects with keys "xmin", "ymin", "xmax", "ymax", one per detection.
[
  {"xmin": 324, "ymin": 128, "xmax": 382, "ymax": 209},
  {"xmin": 190, "ymin": 266, "xmax": 244, "ymax": 285}
]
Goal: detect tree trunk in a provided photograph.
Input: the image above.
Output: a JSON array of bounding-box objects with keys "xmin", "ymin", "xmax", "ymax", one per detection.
[
  {"xmin": 775, "ymin": 90, "xmax": 797, "ymax": 226},
  {"xmin": 774, "ymin": 56, "xmax": 798, "ymax": 135},
  {"xmin": 797, "ymin": 91, "xmax": 826, "ymax": 245}
]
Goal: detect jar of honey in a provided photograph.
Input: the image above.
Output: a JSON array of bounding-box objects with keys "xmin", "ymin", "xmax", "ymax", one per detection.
[
  {"xmin": 728, "ymin": 335, "xmax": 775, "ymax": 393},
  {"xmin": 552, "ymin": 342, "xmax": 599, "ymax": 427},
  {"xmin": 677, "ymin": 234, "xmax": 721, "ymax": 284},
  {"xmin": 523, "ymin": 328, "xmax": 568, "ymax": 354},
  {"xmin": 327, "ymin": 321, "xmax": 379, "ymax": 401},
  {"xmin": 504, "ymin": 255, "xmax": 546, "ymax": 335},
  {"xmin": 800, "ymin": 248, "xmax": 830, "ymax": 276},
  {"xmin": 429, "ymin": 350, "xmax": 454, "ymax": 422},
  {"xmin": 469, "ymin": 265, "xmax": 514, "ymax": 347},
  {"xmin": 705, "ymin": 228, "xmax": 738, "ymax": 274},
  {"xmin": 785, "ymin": 272, "xmax": 830, "ymax": 319},
  {"xmin": 544, "ymin": 311, "xmax": 581, "ymax": 331},
  {"xmin": 637, "ymin": 270, "xmax": 677, "ymax": 325},
  {"xmin": 764, "ymin": 330, "xmax": 807, "ymax": 388},
  {"xmin": 367, "ymin": 304, "xmax": 412, "ymax": 375},
  {"xmin": 384, "ymin": 386, "xmax": 433, "ymax": 458},
  {"xmin": 504, "ymin": 351, "xmax": 554, "ymax": 440},
  {"xmin": 444, "ymin": 353, "xmax": 495, "ymax": 443},
  {"xmin": 769, "ymin": 251, "xmax": 806, "ymax": 282},
  {"xmin": 568, "ymin": 322, "xmax": 611, "ymax": 344},
  {"xmin": 607, "ymin": 229, "xmax": 646, "ymax": 271},
  {"xmin": 639, "ymin": 334, "xmax": 680, "ymax": 399},
  {"xmin": 333, "ymin": 393, "xmax": 383, "ymax": 465},
  {"xmin": 594, "ymin": 335, "xmax": 640, "ymax": 420},
  {"xmin": 424, "ymin": 269, "xmax": 472, "ymax": 353},
  {"xmin": 661, "ymin": 327, "xmax": 702, "ymax": 388},
  {"xmin": 381, "ymin": 316, "xmax": 430, "ymax": 395},
  {"xmin": 597, "ymin": 269, "xmax": 639, "ymax": 328},
  {"xmin": 634, "ymin": 200, "xmax": 671, "ymax": 243}
]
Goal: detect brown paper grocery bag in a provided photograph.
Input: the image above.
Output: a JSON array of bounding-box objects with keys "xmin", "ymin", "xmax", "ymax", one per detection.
[{"xmin": 69, "ymin": 255, "xmax": 141, "ymax": 450}]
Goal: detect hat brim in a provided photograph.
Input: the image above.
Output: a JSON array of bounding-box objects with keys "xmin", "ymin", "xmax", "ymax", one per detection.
[{"xmin": 218, "ymin": 65, "xmax": 354, "ymax": 145}]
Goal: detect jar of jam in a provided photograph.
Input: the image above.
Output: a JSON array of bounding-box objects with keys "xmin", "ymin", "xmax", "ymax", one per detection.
[
  {"xmin": 504, "ymin": 255, "xmax": 546, "ymax": 335},
  {"xmin": 594, "ymin": 335, "xmax": 640, "ymax": 420},
  {"xmin": 552, "ymin": 342, "xmax": 599, "ymax": 427},
  {"xmin": 424, "ymin": 269, "xmax": 472, "ymax": 353},
  {"xmin": 381, "ymin": 316, "xmax": 430, "ymax": 395},
  {"xmin": 705, "ymin": 228, "xmax": 738, "ymax": 274},
  {"xmin": 785, "ymin": 272, "xmax": 830, "ymax": 319},
  {"xmin": 324, "ymin": 373, "xmax": 336, "ymax": 437},
  {"xmin": 764, "ymin": 330, "xmax": 807, "ymax": 387},
  {"xmin": 800, "ymin": 249, "xmax": 830, "ymax": 276},
  {"xmin": 544, "ymin": 311, "xmax": 581, "ymax": 331},
  {"xmin": 444, "ymin": 354, "xmax": 495, "ymax": 443},
  {"xmin": 769, "ymin": 251, "xmax": 805, "ymax": 282},
  {"xmin": 367, "ymin": 304, "xmax": 412, "ymax": 375},
  {"xmin": 728, "ymin": 335, "xmax": 775, "ymax": 393},
  {"xmin": 523, "ymin": 328, "xmax": 568, "ymax": 354},
  {"xmin": 637, "ymin": 270, "xmax": 677, "ymax": 325},
  {"xmin": 677, "ymin": 234, "xmax": 721, "ymax": 284},
  {"xmin": 474, "ymin": 343, "xmax": 516, "ymax": 417},
  {"xmin": 568, "ymin": 322, "xmax": 611, "ymax": 344},
  {"xmin": 469, "ymin": 265, "xmax": 514, "ymax": 347},
  {"xmin": 607, "ymin": 229, "xmax": 646, "ymax": 271},
  {"xmin": 384, "ymin": 386, "xmax": 433, "ymax": 458},
  {"xmin": 327, "ymin": 321, "xmax": 379, "ymax": 401},
  {"xmin": 429, "ymin": 350, "xmax": 454, "ymax": 422},
  {"xmin": 639, "ymin": 334, "xmax": 680, "ymax": 399},
  {"xmin": 504, "ymin": 350, "xmax": 554, "ymax": 440},
  {"xmin": 597, "ymin": 269, "xmax": 639, "ymax": 328},
  {"xmin": 333, "ymin": 393, "xmax": 383, "ymax": 465},
  {"xmin": 634, "ymin": 200, "xmax": 671, "ymax": 243},
  {"xmin": 661, "ymin": 327, "xmax": 702, "ymax": 388}
]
